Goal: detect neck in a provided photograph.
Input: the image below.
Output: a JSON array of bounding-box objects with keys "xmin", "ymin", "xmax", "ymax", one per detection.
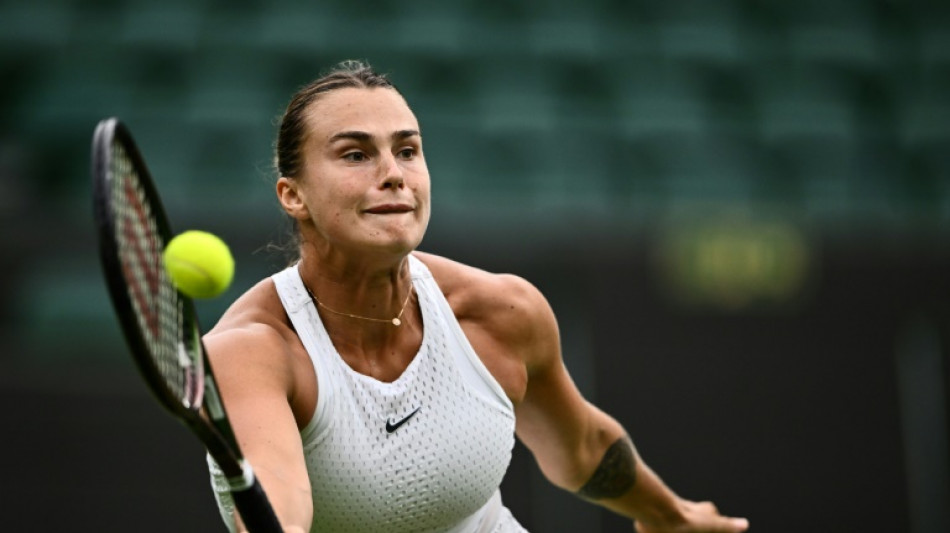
[
  {"xmin": 305, "ymin": 281, "xmax": 413, "ymax": 327},
  {"xmin": 295, "ymin": 249, "xmax": 421, "ymax": 378},
  {"xmin": 297, "ymin": 246, "xmax": 415, "ymax": 328}
]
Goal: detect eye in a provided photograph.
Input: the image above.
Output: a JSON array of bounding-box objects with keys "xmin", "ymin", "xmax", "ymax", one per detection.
[
  {"xmin": 397, "ymin": 147, "xmax": 416, "ymax": 160},
  {"xmin": 343, "ymin": 151, "xmax": 367, "ymax": 163}
]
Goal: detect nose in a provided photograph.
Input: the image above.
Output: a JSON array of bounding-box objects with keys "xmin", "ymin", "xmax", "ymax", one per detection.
[{"xmin": 379, "ymin": 151, "xmax": 405, "ymax": 190}]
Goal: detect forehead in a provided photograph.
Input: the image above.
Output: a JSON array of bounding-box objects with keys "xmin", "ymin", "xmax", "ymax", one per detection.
[{"xmin": 304, "ymin": 87, "xmax": 419, "ymax": 142}]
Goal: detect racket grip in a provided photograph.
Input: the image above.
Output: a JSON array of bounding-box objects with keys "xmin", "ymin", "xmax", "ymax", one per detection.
[{"xmin": 232, "ymin": 477, "xmax": 284, "ymax": 533}]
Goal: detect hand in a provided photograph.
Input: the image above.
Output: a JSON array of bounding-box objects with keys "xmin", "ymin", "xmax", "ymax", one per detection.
[{"xmin": 635, "ymin": 500, "xmax": 749, "ymax": 533}]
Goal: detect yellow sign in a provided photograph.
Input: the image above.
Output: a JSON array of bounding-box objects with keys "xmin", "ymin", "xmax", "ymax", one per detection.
[{"xmin": 658, "ymin": 219, "xmax": 811, "ymax": 310}]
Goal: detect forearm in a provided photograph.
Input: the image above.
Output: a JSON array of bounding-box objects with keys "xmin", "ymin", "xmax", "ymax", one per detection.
[
  {"xmin": 575, "ymin": 434, "xmax": 685, "ymax": 526},
  {"xmin": 233, "ymin": 463, "xmax": 313, "ymax": 533},
  {"xmin": 522, "ymin": 399, "xmax": 684, "ymax": 523}
]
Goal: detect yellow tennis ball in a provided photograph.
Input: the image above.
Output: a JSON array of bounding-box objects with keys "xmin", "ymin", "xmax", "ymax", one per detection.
[{"xmin": 163, "ymin": 230, "xmax": 235, "ymax": 299}]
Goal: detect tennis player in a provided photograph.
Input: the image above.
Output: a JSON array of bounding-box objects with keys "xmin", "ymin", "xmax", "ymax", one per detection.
[{"xmin": 204, "ymin": 60, "xmax": 749, "ymax": 533}]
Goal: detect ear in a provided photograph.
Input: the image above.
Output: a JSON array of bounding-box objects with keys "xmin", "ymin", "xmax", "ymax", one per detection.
[{"xmin": 276, "ymin": 177, "xmax": 310, "ymax": 221}]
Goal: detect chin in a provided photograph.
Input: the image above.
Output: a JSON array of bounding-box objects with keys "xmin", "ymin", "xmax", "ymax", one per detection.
[
  {"xmin": 353, "ymin": 217, "xmax": 428, "ymax": 256},
  {"xmin": 363, "ymin": 233, "xmax": 424, "ymax": 257}
]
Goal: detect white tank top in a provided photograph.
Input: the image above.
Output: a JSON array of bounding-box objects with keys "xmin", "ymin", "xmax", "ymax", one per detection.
[{"xmin": 209, "ymin": 255, "xmax": 527, "ymax": 532}]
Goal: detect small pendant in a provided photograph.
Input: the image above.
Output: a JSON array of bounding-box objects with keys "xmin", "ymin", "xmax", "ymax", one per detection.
[{"xmin": 392, "ymin": 318, "xmax": 401, "ymax": 326}]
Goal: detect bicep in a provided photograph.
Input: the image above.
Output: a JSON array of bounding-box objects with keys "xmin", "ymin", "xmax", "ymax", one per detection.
[
  {"xmin": 515, "ymin": 354, "xmax": 608, "ymax": 489},
  {"xmin": 205, "ymin": 329, "xmax": 313, "ymax": 530},
  {"xmin": 511, "ymin": 288, "xmax": 626, "ymax": 492}
]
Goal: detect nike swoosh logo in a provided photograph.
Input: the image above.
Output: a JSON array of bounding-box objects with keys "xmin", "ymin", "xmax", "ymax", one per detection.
[{"xmin": 385, "ymin": 406, "xmax": 421, "ymax": 433}]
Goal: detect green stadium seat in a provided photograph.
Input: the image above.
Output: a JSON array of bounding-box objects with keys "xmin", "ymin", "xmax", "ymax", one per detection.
[
  {"xmin": 15, "ymin": 260, "xmax": 124, "ymax": 359},
  {"xmin": 118, "ymin": 1, "xmax": 204, "ymax": 49},
  {"xmin": 0, "ymin": 1, "xmax": 74, "ymax": 47}
]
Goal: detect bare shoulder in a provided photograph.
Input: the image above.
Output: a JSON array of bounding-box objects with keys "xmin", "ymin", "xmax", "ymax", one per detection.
[
  {"xmin": 206, "ymin": 278, "xmax": 290, "ymax": 346},
  {"xmin": 202, "ymin": 278, "xmax": 303, "ymax": 395},
  {"xmin": 413, "ymin": 252, "xmax": 546, "ymax": 319},
  {"xmin": 412, "ymin": 251, "xmax": 558, "ymax": 373}
]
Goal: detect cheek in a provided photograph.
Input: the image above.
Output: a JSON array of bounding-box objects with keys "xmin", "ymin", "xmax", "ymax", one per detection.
[
  {"xmin": 414, "ymin": 187, "xmax": 432, "ymax": 227},
  {"xmin": 322, "ymin": 203, "xmax": 350, "ymax": 226},
  {"xmin": 311, "ymin": 178, "xmax": 360, "ymax": 210},
  {"xmin": 410, "ymin": 167, "xmax": 431, "ymax": 195},
  {"xmin": 419, "ymin": 182, "xmax": 433, "ymax": 211}
]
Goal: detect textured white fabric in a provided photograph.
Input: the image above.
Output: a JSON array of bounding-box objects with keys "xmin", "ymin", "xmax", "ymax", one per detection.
[{"xmin": 209, "ymin": 255, "xmax": 526, "ymax": 532}]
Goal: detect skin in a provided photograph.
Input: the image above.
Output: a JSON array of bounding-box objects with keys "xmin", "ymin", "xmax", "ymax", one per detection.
[{"xmin": 204, "ymin": 87, "xmax": 749, "ymax": 532}]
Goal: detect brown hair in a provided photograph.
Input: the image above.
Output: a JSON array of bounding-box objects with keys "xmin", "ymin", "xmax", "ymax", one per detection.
[
  {"xmin": 271, "ymin": 60, "xmax": 397, "ymax": 262},
  {"xmin": 275, "ymin": 59, "xmax": 396, "ymax": 179}
]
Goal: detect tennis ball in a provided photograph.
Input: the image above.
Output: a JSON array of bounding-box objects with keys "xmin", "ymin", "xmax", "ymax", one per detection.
[{"xmin": 163, "ymin": 230, "xmax": 235, "ymax": 299}]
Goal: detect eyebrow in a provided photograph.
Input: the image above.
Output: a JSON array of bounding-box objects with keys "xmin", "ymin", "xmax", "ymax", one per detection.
[{"xmin": 328, "ymin": 129, "xmax": 421, "ymax": 143}]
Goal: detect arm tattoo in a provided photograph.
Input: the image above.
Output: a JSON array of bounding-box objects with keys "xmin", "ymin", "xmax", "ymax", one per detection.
[{"xmin": 576, "ymin": 435, "xmax": 637, "ymax": 500}]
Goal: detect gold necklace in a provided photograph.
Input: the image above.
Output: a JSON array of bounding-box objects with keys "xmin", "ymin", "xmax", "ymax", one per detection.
[{"xmin": 304, "ymin": 282, "xmax": 414, "ymax": 327}]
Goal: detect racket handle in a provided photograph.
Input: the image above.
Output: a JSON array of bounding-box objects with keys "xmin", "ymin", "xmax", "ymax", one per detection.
[{"xmin": 232, "ymin": 478, "xmax": 284, "ymax": 533}]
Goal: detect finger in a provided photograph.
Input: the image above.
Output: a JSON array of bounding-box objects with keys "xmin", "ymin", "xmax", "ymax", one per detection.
[{"xmin": 719, "ymin": 516, "xmax": 749, "ymax": 532}]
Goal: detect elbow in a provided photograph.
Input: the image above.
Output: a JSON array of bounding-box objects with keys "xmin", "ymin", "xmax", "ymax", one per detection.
[
  {"xmin": 574, "ymin": 433, "xmax": 638, "ymax": 501},
  {"xmin": 537, "ymin": 457, "xmax": 589, "ymax": 493},
  {"xmin": 536, "ymin": 426, "xmax": 620, "ymax": 493},
  {"xmin": 528, "ymin": 406, "xmax": 630, "ymax": 494}
]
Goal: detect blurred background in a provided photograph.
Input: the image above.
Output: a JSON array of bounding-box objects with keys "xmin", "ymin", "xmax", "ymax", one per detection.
[{"xmin": 1, "ymin": 0, "xmax": 948, "ymax": 531}]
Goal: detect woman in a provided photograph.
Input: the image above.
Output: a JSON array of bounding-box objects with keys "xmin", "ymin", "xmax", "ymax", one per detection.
[{"xmin": 205, "ymin": 60, "xmax": 749, "ymax": 533}]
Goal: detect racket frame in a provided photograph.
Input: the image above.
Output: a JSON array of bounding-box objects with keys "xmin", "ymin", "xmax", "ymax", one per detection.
[{"xmin": 92, "ymin": 117, "xmax": 282, "ymax": 532}]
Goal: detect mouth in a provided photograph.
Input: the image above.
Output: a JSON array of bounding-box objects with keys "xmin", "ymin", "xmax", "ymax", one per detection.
[{"xmin": 364, "ymin": 203, "xmax": 414, "ymax": 215}]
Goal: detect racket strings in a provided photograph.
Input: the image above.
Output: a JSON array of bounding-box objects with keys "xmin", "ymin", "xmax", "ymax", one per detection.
[{"xmin": 109, "ymin": 141, "xmax": 201, "ymax": 407}]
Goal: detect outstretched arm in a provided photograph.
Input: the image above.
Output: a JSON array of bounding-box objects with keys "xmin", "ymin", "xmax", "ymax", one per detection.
[
  {"xmin": 204, "ymin": 324, "xmax": 314, "ymax": 533},
  {"xmin": 505, "ymin": 277, "xmax": 748, "ymax": 532}
]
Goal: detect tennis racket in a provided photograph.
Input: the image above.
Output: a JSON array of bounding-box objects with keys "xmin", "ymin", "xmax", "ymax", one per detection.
[{"xmin": 91, "ymin": 117, "xmax": 283, "ymax": 532}]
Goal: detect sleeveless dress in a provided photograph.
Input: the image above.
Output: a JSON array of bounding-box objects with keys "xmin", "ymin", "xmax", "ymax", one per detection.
[{"xmin": 209, "ymin": 255, "xmax": 528, "ymax": 532}]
